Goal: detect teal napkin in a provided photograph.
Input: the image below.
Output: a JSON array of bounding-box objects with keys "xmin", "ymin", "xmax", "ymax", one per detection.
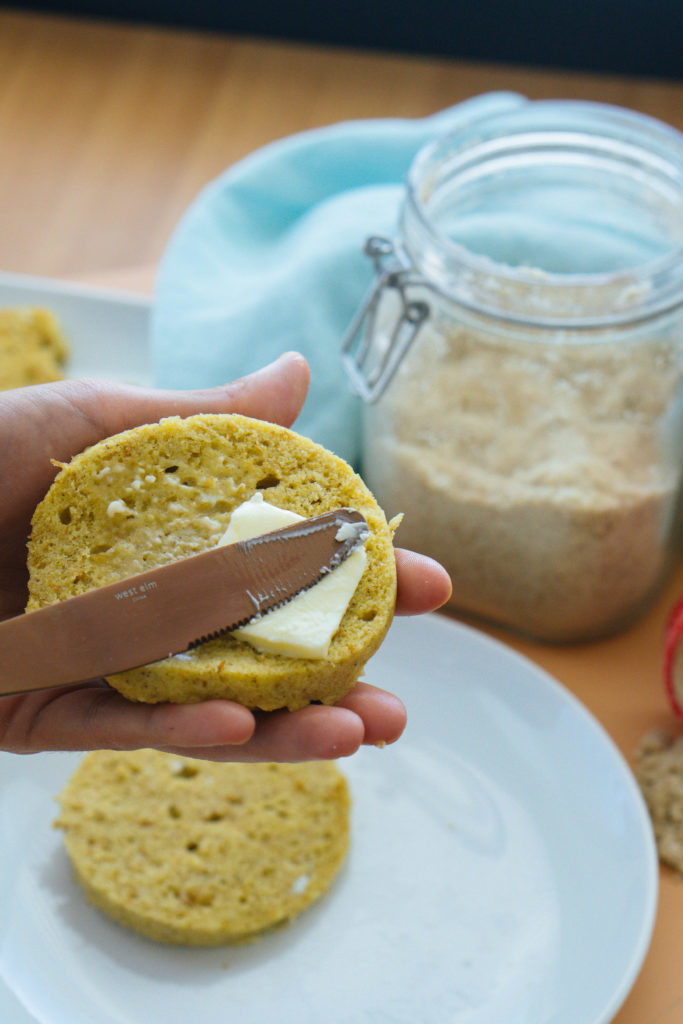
[{"xmin": 152, "ymin": 92, "xmax": 524, "ymax": 465}]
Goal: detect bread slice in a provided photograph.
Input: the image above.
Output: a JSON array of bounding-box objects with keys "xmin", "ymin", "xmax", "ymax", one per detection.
[
  {"xmin": 27, "ymin": 413, "xmax": 397, "ymax": 709},
  {"xmin": 0, "ymin": 307, "xmax": 69, "ymax": 390},
  {"xmin": 55, "ymin": 750, "xmax": 350, "ymax": 945}
]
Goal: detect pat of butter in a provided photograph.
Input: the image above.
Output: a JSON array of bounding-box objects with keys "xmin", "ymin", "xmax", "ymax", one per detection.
[{"xmin": 217, "ymin": 493, "xmax": 366, "ymax": 659}]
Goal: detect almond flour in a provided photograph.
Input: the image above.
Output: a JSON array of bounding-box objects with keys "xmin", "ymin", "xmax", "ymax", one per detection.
[{"xmin": 363, "ymin": 319, "xmax": 682, "ymax": 641}]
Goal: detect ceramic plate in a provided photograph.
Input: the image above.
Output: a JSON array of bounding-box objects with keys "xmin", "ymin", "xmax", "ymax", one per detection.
[
  {"xmin": 0, "ymin": 614, "xmax": 657, "ymax": 1024},
  {"xmin": 0, "ymin": 271, "xmax": 151, "ymax": 386}
]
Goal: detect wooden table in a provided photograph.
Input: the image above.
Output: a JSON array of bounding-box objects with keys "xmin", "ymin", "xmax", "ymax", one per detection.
[{"xmin": 1, "ymin": 9, "xmax": 682, "ymax": 1022}]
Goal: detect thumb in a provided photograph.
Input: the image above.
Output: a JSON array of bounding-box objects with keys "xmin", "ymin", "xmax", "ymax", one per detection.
[
  {"xmin": 64, "ymin": 350, "xmax": 311, "ymax": 441},
  {"xmin": 0, "ymin": 352, "xmax": 310, "ymax": 558}
]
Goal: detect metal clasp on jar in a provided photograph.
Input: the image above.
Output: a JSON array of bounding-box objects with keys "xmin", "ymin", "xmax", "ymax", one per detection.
[{"xmin": 341, "ymin": 236, "xmax": 430, "ymax": 402}]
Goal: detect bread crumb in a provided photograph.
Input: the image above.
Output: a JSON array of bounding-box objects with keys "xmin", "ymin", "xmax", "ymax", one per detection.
[
  {"xmin": 388, "ymin": 513, "xmax": 404, "ymax": 536},
  {"xmin": 106, "ymin": 499, "xmax": 134, "ymax": 519},
  {"xmin": 634, "ymin": 729, "xmax": 683, "ymax": 873}
]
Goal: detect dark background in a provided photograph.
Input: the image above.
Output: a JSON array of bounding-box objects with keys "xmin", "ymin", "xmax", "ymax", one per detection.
[{"xmin": 7, "ymin": 0, "xmax": 683, "ymax": 79}]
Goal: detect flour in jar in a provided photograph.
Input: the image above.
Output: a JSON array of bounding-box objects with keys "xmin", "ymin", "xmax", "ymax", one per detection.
[{"xmin": 362, "ymin": 317, "xmax": 683, "ymax": 640}]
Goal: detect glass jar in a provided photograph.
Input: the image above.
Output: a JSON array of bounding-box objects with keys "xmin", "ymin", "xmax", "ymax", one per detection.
[{"xmin": 342, "ymin": 100, "xmax": 683, "ymax": 642}]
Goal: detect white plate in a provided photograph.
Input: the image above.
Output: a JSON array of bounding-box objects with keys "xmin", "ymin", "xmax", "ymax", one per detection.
[
  {"xmin": 0, "ymin": 615, "xmax": 657, "ymax": 1024},
  {"xmin": 0, "ymin": 271, "xmax": 152, "ymax": 386},
  {"xmin": 0, "ymin": 272, "xmax": 151, "ymax": 1024}
]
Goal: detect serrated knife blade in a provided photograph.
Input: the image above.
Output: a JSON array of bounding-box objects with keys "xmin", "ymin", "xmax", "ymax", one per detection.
[{"xmin": 0, "ymin": 508, "xmax": 369, "ymax": 697}]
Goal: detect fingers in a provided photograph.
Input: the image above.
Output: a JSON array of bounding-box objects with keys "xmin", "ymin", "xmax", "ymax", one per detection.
[
  {"xmin": 394, "ymin": 548, "xmax": 452, "ymax": 615},
  {"xmin": 0, "ymin": 687, "xmax": 256, "ymax": 755},
  {"xmin": 335, "ymin": 682, "xmax": 406, "ymax": 746},
  {"xmin": 65, "ymin": 351, "xmax": 311, "ymax": 441},
  {"xmin": 161, "ymin": 683, "xmax": 405, "ymax": 762},
  {"xmin": 0, "ymin": 680, "xmax": 406, "ymax": 762},
  {"xmin": 210, "ymin": 705, "xmax": 366, "ymax": 763},
  {"xmin": 18, "ymin": 351, "xmax": 310, "ymax": 472}
]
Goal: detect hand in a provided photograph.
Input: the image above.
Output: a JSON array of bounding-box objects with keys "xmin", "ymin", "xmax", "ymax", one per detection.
[{"xmin": 0, "ymin": 353, "xmax": 451, "ymax": 760}]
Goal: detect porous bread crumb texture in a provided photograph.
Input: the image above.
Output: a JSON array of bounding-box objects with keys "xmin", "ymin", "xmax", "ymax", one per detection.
[
  {"xmin": 27, "ymin": 413, "xmax": 396, "ymax": 709},
  {"xmin": 54, "ymin": 750, "xmax": 350, "ymax": 945},
  {"xmin": 634, "ymin": 730, "xmax": 683, "ymax": 873},
  {"xmin": 0, "ymin": 307, "xmax": 69, "ymax": 390},
  {"xmin": 363, "ymin": 309, "xmax": 681, "ymax": 641}
]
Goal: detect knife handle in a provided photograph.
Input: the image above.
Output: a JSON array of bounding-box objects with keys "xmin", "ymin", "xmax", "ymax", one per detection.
[{"xmin": 0, "ymin": 588, "xmax": 134, "ymax": 696}]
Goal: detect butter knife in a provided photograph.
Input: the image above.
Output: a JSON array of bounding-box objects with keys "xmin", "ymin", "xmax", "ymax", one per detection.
[{"xmin": 0, "ymin": 508, "xmax": 369, "ymax": 696}]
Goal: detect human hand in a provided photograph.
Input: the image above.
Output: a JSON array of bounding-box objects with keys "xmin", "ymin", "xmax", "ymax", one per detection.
[{"xmin": 0, "ymin": 353, "xmax": 451, "ymax": 760}]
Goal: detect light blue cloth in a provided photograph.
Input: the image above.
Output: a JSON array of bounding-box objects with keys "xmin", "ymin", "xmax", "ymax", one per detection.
[
  {"xmin": 152, "ymin": 92, "xmax": 523, "ymax": 465},
  {"xmin": 153, "ymin": 94, "xmax": 681, "ymax": 466}
]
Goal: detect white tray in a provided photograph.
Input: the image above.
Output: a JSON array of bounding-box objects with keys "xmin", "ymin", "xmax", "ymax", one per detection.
[{"xmin": 0, "ymin": 271, "xmax": 152, "ymax": 386}]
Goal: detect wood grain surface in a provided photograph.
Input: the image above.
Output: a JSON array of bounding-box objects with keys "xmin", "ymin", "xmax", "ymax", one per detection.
[
  {"xmin": 1, "ymin": 9, "xmax": 682, "ymax": 1023},
  {"xmin": 1, "ymin": 8, "xmax": 681, "ymax": 281}
]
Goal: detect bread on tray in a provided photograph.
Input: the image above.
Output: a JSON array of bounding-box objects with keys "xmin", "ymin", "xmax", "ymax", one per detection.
[{"xmin": 0, "ymin": 307, "xmax": 69, "ymax": 390}]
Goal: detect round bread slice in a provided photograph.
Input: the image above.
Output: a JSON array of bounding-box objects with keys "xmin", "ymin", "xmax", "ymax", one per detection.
[
  {"xmin": 54, "ymin": 750, "xmax": 350, "ymax": 945},
  {"xmin": 27, "ymin": 413, "xmax": 396, "ymax": 710}
]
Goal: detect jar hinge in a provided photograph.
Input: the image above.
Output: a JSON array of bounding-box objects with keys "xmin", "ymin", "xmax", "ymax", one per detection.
[{"xmin": 341, "ymin": 236, "xmax": 430, "ymax": 403}]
